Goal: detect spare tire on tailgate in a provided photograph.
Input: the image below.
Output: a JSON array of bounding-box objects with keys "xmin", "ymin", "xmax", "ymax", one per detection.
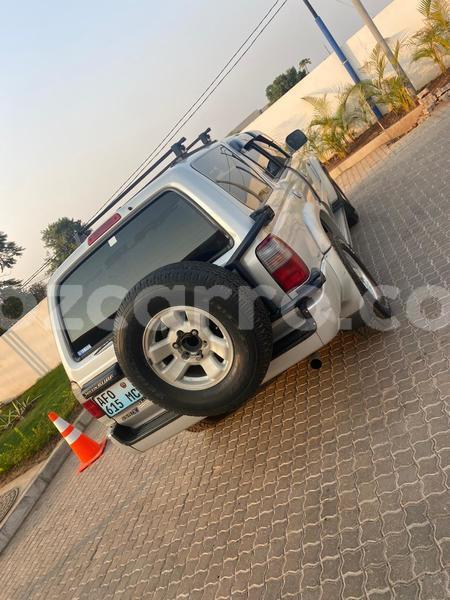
[{"xmin": 112, "ymin": 261, "xmax": 273, "ymax": 417}]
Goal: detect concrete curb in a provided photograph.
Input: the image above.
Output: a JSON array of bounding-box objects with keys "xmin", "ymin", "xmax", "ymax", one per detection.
[{"xmin": 0, "ymin": 411, "xmax": 92, "ymax": 554}]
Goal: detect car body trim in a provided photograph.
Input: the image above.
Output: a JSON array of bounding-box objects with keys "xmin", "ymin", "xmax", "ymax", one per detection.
[
  {"xmin": 81, "ymin": 363, "xmax": 123, "ymax": 398},
  {"xmin": 110, "ymin": 410, "xmax": 181, "ymax": 446},
  {"xmin": 271, "ymin": 315, "xmax": 317, "ymax": 359}
]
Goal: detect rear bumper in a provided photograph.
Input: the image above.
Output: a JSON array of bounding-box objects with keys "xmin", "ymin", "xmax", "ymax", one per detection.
[
  {"xmin": 107, "ymin": 412, "xmax": 203, "ymax": 453},
  {"xmin": 263, "ymin": 251, "xmax": 343, "ymax": 382}
]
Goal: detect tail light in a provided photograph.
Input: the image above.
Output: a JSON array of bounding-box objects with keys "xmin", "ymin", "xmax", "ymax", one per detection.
[
  {"xmin": 82, "ymin": 399, "xmax": 105, "ymax": 419},
  {"xmin": 256, "ymin": 234, "xmax": 310, "ymax": 292},
  {"xmin": 71, "ymin": 381, "xmax": 105, "ymax": 419}
]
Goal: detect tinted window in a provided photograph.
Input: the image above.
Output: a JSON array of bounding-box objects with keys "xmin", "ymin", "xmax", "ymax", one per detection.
[
  {"xmin": 244, "ymin": 142, "xmax": 288, "ymax": 179},
  {"xmin": 193, "ymin": 145, "xmax": 272, "ymax": 210},
  {"xmin": 59, "ymin": 191, "xmax": 231, "ymax": 357}
]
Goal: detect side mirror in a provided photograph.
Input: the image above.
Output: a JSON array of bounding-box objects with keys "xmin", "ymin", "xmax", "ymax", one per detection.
[{"xmin": 285, "ymin": 129, "xmax": 308, "ymax": 152}]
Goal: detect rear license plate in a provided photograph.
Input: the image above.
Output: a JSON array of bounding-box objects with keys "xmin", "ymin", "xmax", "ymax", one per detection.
[{"xmin": 94, "ymin": 378, "xmax": 143, "ymax": 417}]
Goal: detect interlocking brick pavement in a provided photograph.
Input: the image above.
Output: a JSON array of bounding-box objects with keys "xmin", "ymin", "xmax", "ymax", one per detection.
[
  {"xmin": 1, "ymin": 104, "xmax": 449, "ymax": 600},
  {"xmin": 333, "ymin": 145, "xmax": 392, "ymax": 192}
]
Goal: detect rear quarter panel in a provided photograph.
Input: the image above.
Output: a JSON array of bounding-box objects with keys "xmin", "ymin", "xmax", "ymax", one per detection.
[
  {"xmin": 301, "ymin": 155, "xmax": 338, "ymax": 209},
  {"xmin": 265, "ymin": 168, "xmax": 323, "ymax": 288}
]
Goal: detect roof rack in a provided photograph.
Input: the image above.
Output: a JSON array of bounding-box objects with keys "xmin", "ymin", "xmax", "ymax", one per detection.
[{"xmin": 81, "ymin": 128, "xmax": 213, "ymax": 234}]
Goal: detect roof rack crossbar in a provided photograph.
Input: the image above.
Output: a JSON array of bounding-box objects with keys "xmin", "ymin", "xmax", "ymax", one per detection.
[
  {"xmin": 187, "ymin": 127, "xmax": 212, "ymax": 151},
  {"xmin": 81, "ymin": 128, "xmax": 214, "ymax": 234}
]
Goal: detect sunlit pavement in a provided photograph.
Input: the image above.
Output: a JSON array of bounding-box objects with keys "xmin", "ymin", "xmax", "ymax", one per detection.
[{"xmin": 1, "ymin": 104, "xmax": 450, "ymax": 600}]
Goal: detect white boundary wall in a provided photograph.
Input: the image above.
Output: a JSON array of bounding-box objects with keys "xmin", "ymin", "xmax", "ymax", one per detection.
[
  {"xmin": 245, "ymin": 0, "xmax": 442, "ymax": 142},
  {"xmin": 0, "ymin": 300, "xmax": 60, "ymax": 404}
]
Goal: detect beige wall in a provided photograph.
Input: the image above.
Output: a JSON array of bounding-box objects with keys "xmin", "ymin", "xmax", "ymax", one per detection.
[
  {"xmin": 246, "ymin": 0, "xmax": 442, "ymax": 143},
  {"xmin": 0, "ymin": 299, "xmax": 60, "ymax": 404}
]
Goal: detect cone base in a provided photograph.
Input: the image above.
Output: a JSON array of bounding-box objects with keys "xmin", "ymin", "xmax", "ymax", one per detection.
[{"xmin": 78, "ymin": 438, "xmax": 107, "ymax": 473}]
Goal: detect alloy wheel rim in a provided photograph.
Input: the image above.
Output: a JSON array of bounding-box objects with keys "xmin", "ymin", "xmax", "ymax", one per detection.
[{"xmin": 142, "ymin": 306, "xmax": 234, "ymax": 391}]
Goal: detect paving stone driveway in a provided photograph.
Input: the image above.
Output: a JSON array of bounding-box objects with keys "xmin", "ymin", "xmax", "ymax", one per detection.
[{"xmin": 1, "ymin": 105, "xmax": 450, "ymax": 600}]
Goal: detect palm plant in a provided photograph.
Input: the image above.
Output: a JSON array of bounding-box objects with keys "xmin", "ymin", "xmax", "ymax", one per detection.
[
  {"xmin": 0, "ymin": 395, "xmax": 42, "ymax": 432},
  {"xmin": 302, "ymin": 125, "xmax": 328, "ymax": 161},
  {"xmin": 303, "ymin": 93, "xmax": 366, "ymax": 159},
  {"xmin": 348, "ymin": 41, "xmax": 416, "ymax": 115},
  {"xmin": 299, "ymin": 58, "xmax": 312, "ymax": 74},
  {"xmin": 341, "ymin": 82, "xmax": 375, "ymax": 126},
  {"xmin": 302, "ymin": 39, "xmax": 420, "ymax": 160},
  {"xmin": 410, "ymin": 0, "xmax": 450, "ymax": 74}
]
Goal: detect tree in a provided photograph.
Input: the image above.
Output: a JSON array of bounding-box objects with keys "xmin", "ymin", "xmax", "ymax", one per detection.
[
  {"xmin": 410, "ymin": 0, "xmax": 450, "ymax": 74},
  {"xmin": 41, "ymin": 217, "xmax": 87, "ymax": 273},
  {"xmin": 1, "ymin": 294, "xmax": 25, "ymax": 322},
  {"xmin": 0, "ymin": 231, "xmax": 23, "ymax": 291},
  {"xmin": 28, "ymin": 281, "xmax": 47, "ymax": 303},
  {"xmin": 0, "ymin": 231, "xmax": 23, "ymax": 284},
  {"xmin": 266, "ymin": 58, "xmax": 311, "ymax": 104},
  {"xmin": 299, "ymin": 58, "xmax": 312, "ymax": 75},
  {"xmin": 0, "ymin": 231, "xmax": 24, "ymax": 331}
]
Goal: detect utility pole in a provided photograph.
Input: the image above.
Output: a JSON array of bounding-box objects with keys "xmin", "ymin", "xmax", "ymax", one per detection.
[
  {"xmin": 350, "ymin": 0, "xmax": 416, "ymax": 96},
  {"xmin": 301, "ymin": 0, "xmax": 382, "ymax": 120}
]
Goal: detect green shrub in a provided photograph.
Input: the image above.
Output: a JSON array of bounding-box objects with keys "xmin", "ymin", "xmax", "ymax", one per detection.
[{"xmin": 0, "ymin": 366, "xmax": 78, "ymax": 477}]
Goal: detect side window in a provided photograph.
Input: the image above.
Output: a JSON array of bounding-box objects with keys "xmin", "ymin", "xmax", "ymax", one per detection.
[
  {"xmin": 193, "ymin": 146, "xmax": 272, "ymax": 210},
  {"xmin": 244, "ymin": 142, "xmax": 288, "ymax": 180}
]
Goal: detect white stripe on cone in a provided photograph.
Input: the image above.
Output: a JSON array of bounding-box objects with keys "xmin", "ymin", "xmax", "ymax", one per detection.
[
  {"xmin": 52, "ymin": 416, "xmax": 71, "ymax": 434},
  {"xmin": 65, "ymin": 428, "xmax": 82, "ymax": 445}
]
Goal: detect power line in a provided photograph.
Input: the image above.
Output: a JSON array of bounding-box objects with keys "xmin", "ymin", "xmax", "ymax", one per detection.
[
  {"xmin": 84, "ymin": 0, "xmax": 287, "ymax": 224},
  {"xmin": 20, "ymin": 259, "xmax": 52, "ymax": 289},
  {"xmin": 21, "ymin": 262, "xmax": 50, "ymax": 288},
  {"xmin": 22, "ymin": 0, "xmax": 288, "ymax": 289}
]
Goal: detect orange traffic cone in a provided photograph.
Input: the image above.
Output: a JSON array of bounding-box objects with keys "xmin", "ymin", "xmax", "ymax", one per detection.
[{"xmin": 48, "ymin": 412, "xmax": 106, "ymax": 473}]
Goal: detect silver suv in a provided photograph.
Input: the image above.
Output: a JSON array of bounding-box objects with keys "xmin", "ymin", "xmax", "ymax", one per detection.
[{"xmin": 48, "ymin": 129, "xmax": 391, "ymax": 452}]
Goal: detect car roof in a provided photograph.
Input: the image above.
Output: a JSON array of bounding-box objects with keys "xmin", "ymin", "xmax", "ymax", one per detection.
[{"xmin": 47, "ymin": 131, "xmax": 264, "ymax": 288}]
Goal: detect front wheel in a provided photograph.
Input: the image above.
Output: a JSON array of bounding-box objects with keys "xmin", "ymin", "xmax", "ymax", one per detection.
[{"xmin": 336, "ymin": 242, "xmax": 392, "ymax": 327}]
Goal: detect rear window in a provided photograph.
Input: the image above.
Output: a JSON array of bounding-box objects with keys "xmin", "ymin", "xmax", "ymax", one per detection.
[
  {"xmin": 59, "ymin": 190, "xmax": 231, "ymax": 358},
  {"xmin": 193, "ymin": 145, "xmax": 272, "ymax": 210}
]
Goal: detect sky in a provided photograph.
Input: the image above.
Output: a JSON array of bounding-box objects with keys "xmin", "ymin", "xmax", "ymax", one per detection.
[{"xmin": 0, "ymin": 0, "xmax": 391, "ymax": 283}]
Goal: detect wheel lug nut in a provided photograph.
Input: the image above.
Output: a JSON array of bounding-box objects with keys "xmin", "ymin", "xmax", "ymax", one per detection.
[
  {"xmin": 182, "ymin": 352, "xmax": 190, "ymax": 360},
  {"xmin": 191, "ymin": 329, "xmax": 198, "ymax": 336},
  {"xmin": 177, "ymin": 330, "xmax": 183, "ymax": 337},
  {"xmin": 172, "ymin": 343, "xmax": 179, "ymax": 349}
]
